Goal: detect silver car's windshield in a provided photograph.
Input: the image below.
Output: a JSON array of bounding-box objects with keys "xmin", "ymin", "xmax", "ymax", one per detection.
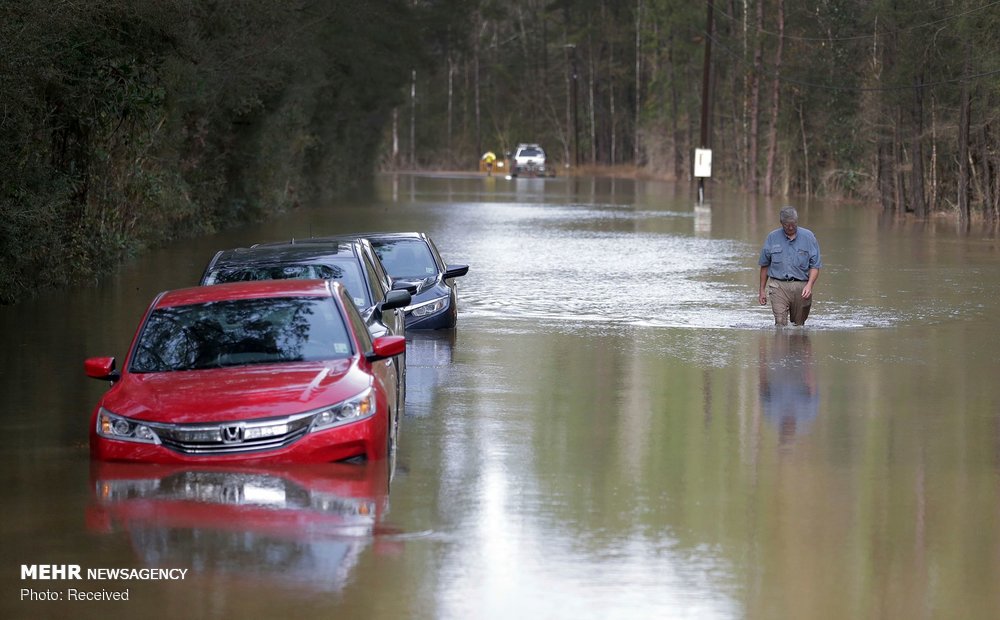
[{"xmin": 204, "ymin": 262, "xmax": 371, "ymax": 308}]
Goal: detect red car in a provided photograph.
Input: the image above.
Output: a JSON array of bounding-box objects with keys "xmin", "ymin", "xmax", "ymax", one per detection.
[{"xmin": 85, "ymin": 279, "xmax": 405, "ymax": 464}]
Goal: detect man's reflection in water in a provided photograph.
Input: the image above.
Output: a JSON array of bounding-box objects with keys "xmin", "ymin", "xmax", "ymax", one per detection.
[{"xmin": 759, "ymin": 331, "xmax": 819, "ymax": 444}]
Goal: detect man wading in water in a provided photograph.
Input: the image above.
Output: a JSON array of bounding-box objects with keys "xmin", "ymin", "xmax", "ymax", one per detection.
[{"xmin": 758, "ymin": 206, "xmax": 822, "ymax": 327}]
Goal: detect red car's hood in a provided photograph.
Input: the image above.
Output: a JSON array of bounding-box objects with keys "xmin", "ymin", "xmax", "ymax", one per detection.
[{"xmin": 101, "ymin": 359, "xmax": 367, "ymax": 424}]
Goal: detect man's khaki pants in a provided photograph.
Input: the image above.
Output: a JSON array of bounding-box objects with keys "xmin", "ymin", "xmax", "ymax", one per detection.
[{"xmin": 767, "ymin": 278, "xmax": 812, "ymax": 326}]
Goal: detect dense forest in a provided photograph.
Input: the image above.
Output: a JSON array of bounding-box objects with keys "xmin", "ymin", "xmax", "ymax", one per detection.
[
  {"xmin": 0, "ymin": 0, "xmax": 434, "ymax": 302},
  {"xmin": 1, "ymin": 1, "xmax": 998, "ymax": 302},
  {"xmin": 413, "ymin": 0, "xmax": 999, "ymax": 219}
]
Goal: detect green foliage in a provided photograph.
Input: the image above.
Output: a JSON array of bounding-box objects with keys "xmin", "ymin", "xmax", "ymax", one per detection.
[
  {"xmin": 2, "ymin": 0, "xmax": 999, "ymax": 304},
  {"xmin": 0, "ymin": 0, "xmax": 443, "ymax": 303}
]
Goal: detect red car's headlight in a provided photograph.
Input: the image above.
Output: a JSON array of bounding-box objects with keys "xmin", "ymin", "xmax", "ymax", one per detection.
[
  {"xmin": 96, "ymin": 408, "xmax": 160, "ymax": 444},
  {"xmin": 310, "ymin": 388, "xmax": 376, "ymax": 432}
]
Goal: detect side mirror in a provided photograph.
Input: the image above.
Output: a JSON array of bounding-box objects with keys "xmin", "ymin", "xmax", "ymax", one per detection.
[
  {"xmin": 85, "ymin": 357, "xmax": 121, "ymax": 382},
  {"xmin": 366, "ymin": 336, "xmax": 406, "ymax": 362},
  {"xmin": 443, "ymin": 264, "xmax": 469, "ymax": 279},
  {"xmin": 391, "ymin": 280, "xmax": 418, "ymax": 294},
  {"xmin": 380, "ymin": 289, "xmax": 411, "ymax": 311}
]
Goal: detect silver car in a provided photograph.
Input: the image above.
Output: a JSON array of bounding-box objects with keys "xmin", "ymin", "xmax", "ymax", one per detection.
[{"xmin": 511, "ymin": 143, "xmax": 549, "ymax": 177}]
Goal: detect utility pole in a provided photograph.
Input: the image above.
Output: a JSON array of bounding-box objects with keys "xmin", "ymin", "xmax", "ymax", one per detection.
[{"xmin": 697, "ymin": 0, "xmax": 715, "ymax": 203}]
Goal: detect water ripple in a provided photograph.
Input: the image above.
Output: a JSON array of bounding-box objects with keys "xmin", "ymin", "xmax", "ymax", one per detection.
[{"xmin": 441, "ymin": 201, "xmax": 978, "ymax": 331}]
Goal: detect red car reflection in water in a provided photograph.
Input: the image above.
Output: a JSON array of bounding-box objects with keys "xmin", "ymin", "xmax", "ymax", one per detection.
[
  {"xmin": 85, "ymin": 461, "xmax": 402, "ymax": 591},
  {"xmin": 85, "ymin": 279, "xmax": 405, "ymax": 464}
]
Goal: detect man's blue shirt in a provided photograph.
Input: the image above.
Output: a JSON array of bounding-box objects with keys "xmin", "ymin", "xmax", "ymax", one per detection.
[{"xmin": 758, "ymin": 227, "xmax": 822, "ymax": 281}]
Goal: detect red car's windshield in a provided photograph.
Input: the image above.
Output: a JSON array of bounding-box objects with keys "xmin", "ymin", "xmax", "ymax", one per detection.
[{"xmin": 130, "ymin": 297, "xmax": 353, "ymax": 372}]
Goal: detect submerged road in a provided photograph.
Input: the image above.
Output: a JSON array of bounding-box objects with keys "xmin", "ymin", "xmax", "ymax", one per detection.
[{"xmin": 3, "ymin": 173, "xmax": 1000, "ymax": 619}]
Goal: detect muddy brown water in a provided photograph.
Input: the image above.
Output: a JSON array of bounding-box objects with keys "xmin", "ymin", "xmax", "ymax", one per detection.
[{"xmin": 3, "ymin": 173, "xmax": 999, "ymax": 619}]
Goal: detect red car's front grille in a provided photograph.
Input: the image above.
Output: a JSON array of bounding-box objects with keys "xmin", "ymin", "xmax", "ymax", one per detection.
[{"xmin": 153, "ymin": 416, "xmax": 313, "ymax": 455}]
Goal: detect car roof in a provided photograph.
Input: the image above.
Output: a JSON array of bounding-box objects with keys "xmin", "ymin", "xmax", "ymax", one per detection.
[
  {"xmin": 239, "ymin": 231, "xmax": 430, "ymax": 245},
  {"xmin": 155, "ymin": 279, "xmax": 336, "ymax": 309},
  {"xmin": 286, "ymin": 232, "xmax": 434, "ymax": 248},
  {"xmin": 208, "ymin": 240, "xmax": 360, "ymax": 271},
  {"xmin": 253, "ymin": 237, "xmax": 364, "ymax": 250},
  {"xmin": 357, "ymin": 231, "xmax": 428, "ymax": 243}
]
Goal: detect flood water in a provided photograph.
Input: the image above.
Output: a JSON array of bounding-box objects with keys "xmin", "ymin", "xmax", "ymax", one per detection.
[{"xmin": 3, "ymin": 173, "xmax": 1000, "ymax": 619}]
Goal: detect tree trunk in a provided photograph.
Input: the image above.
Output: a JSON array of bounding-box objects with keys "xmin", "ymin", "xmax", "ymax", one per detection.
[
  {"xmin": 565, "ymin": 39, "xmax": 572, "ymax": 166},
  {"xmin": 798, "ymin": 102, "xmax": 810, "ymax": 197},
  {"xmin": 447, "ymin": 55, "xmax": 455, "ymax": 159},
  {"xmin": 698, "ymin": 0, "xmax": 714, "ymax": 153},
  {"xmin": 982, "ymin": 124, "xmax": 994, "ymax": 219},
  {"xmin": 572, "ymin": 46, "xmax": 580, "ymax": 166},
  {"xmin": 746, "ymin": 0, "xmax": 763, "ymax": 193},
  {"xmin": 782, "ymin": 151, "xmax": 790, "ymax": 196},
  {"xmin": 392, "ymin": 108, "xmax": 399, "ymax": 170},
  {"xmin": 957, "ymin": 44, "xmax": 971, "ymax": 223},
  {"xmin": 737, "ymin": 0, "xmax": 748, "ymax": 187},
  {"xmin": 878, "ymin": 140, "xmax": 894, "ymax": 213},
  {"xmin": 764, "ymin": 0, "xmax": 784, "ymax": 197},
  {"xmin": 929, "ymin": 93, "xmax": 937, "ymax": 212},
  {"xmin": 894, "ymin": 108, "xmax": 906, "ymax": 212},
  {"xmin": 409, "ymin": 69, "xmax": 417, "ymax": 168},
  {"xmin": 634, "ymin": 0, "xmax": 642, "ymax": 165},
  {"xmin": 610, "ymin": 43, "xmax": 616, "ymax": 165},
  {"xmin": 588, "ymin": 42, "xmax": 597, "ymax": 164},
  {"xmin": 462, "ymin": 57, "xmax": 469, "ymax": 144},
  {"xmin": 670, "ymin": 33, "xmax": 683, "ymax": 179},
  {"xmin": 474, "ymin": 15, "xmax": 482, "ymax": 159},
  {"xmin": 875, "ymin": 19, "xmax": 895, "ymax": 213},
  {"xmin": 541, "ymin": 4, "xmax": 548, "ymax": 83},
  {"xmin": 910, "ymin": 77, "xmax": 926, "ymax": 217},
  {"xmin": 988, "ymin": 121, "xmax": 1000, "ymax": 222},
  {"xmin": 731, "ymin": 94, "xmax": 741, "ymax": 184}
]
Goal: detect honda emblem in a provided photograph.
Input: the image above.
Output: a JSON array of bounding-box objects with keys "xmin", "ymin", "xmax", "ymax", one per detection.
[{"xmin": 221, "ymin": 425, "xmax": 244, "ymax": 443}]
